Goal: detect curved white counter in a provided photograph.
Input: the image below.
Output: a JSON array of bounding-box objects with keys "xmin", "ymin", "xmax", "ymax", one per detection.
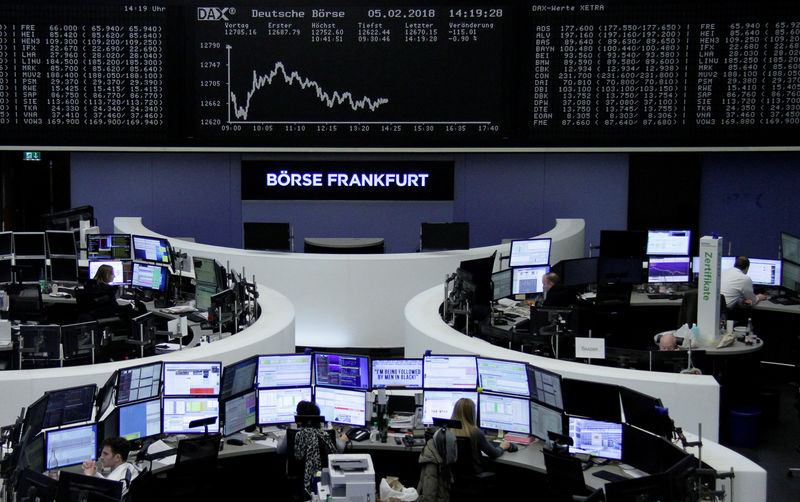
[{"xmin": 0, "ymin": 284, "xmax": 294, "ymax": 426}]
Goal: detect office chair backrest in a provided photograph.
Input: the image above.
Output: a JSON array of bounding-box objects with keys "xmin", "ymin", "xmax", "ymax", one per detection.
[
  {"xmin": 9, "ymin": 285, "xmax": 43, "ymax": 323},
  {"xmin": 453, "ymin": 436, "xmax": 481, "ymax": 477},
  {"xmin": 678, "ymin": 289, "xmax": 726, "ymax": 327},
  {"xmin": 175, "ymin": 434, "xmax": 221, "ymax": 467},
  {"xmin": 284, "ymin": 428, "xmax": 336, "ymax": 478},
  {"xmin": 542, "ymin": 449, "xmax": 589, "ymax": 498}
]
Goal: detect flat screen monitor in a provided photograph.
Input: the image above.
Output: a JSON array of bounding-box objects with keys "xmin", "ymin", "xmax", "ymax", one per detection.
[
  {"xmin": 783, "ymin": 260, "xmax": 800, "ymax": 293},
  {"xmin": 49, "ymin": 257, "xmax": 78, "ymax": 283},
  {"xmin": 43, "ymin": 384, "xmax": 97, "ymax": 429},
  {"xmin": 14, "ymin": 258, "xmax": 46, "ymax": 283},
  {"xmin": 24, "ymin": 396, "xmax": 48, "ymax": 441},
  {"xmin": 457, "ymin": 252, "xmax": 497, "ymax": 308},
  {"xmin": 195, "ymin": 282, "xmax": 217, "ymax": 311},
  {"xmin": 527, "ymin": 365, "xmax": 564, "ymax": 410},
  {"xmin": 568, "ymin": 416, "xmax": 623, "ymax": 460},
  {"xmin": 315, "ymin": 387, "xmax": 367, "ymax": 427},
  {"xmin": 530, "ymin": 401, "xmax": 564, "ymax": 443},
  {"xmin": 19, "ymin": 434, "xmax": 46, "ymax": 473},
  {"xmin": 256, "ymin": 354, "xmax": 312, "ymax": 389},
  {"xmin": 162, "ymin": 397, "xmax": 220, "ymax": 434},
  {"xmin": 420, "ymin": 222, "xmax": 469, "ymax": 251},
  {"xmin": 193, "ymin": 256, "xmax": 218, "ymax": 285},
  {"xmin": 558, "ymin": 257, "xmax": 599, "ymax": 287},
  {"xmin": 45, "ymin": 423, "xmax": 97, "ymax": 470},
  {"xmin": 96, "ymin": 371, "xmax": 117, "ymax": 419},
  {"xmin": 132, "ymin": 235, "xmax": 171, "ymax": 264},
  {"xmin": 600, "ymin": 230, "xmax": 647, "ymax": 259},
  {"xmin": 131, "ymin": 262, "xmax": 169, "ymax": 291},
  {"xmin": 163, "ymin": 362, "xmax": 222, "ymax": 396},
  {"xmin": 509, "ymin": 238, "xmax": 551, "ymax": 267},
  {"xmin": 562, "ymin": 379, "xmax": 622, "ymax": 423},
  {"xmin": 0, "ymin": 231, "xmax": 11, "ymax": 255},
  {"xmin": 88, "ymin": 260, "xmax": 131, "ymax": 286},
  {"xmin": 116, "ymin": 362, "xmax": 162, "ymax": 406},
  {"xmin": 597, "ymin": 257, "xmax": 644, "ymax": 285},
  {"xmin": 421, "ymin": 390, "xmax": 478, "ymax": 425},
  {"xmin": 118, "ymin": 398, "xmax": 162, "ymax": 441},
  {"xmin": 491, "ymin": 269, "xmax": 512, "ymax": 301},
  {"xmin": 223, "ymin": 390, "xmax": 257, "ymax": 436},
  {"xmin": 0, "ymin": 258, "xmax": 11, "ymax": 283},
  {"xmin": 476, "ymin": 357, "xmax": 529, "ymax": 397},
  {"xmin": 619, "ymin": 388, "xmax": 672, "ymax": 438},
  {"xmin": 478, "ymin": 393, "xmax": 531, "ymax": 434},
  {"xmin": 45, "ymin": 231, "xmax": 77, "ymax": 257},
  {"xmin": 781, "ymin": 231, "xmax": 800, "ymax": 265},
  {"xmin": 220, "ymin": 356, "xmax": 258, "ymax": 400},
  {"xmin": 257, "ymin": 387, "xmax": 313, "ymax": 425},
  {"xmin": 423, "ymin": 355, "xmax": 478, "ymax": 390},
  {"xmin": 97, "ymin": 408, "xmax": 119, "ymax": 449},
  {"xmin": 646, "ymin": 230, "xmax": 691, "ymax": 256},
  {"xmin": 87, "ymin": 234, "xmax": 132, "ymax": 260},
  {"xmin": 692, "ymin": 256, "xmax": 734, "ymax": 278},
  {"xmin": 647, "ymin": 256, "xmax": 691, "ymax": 283},
  {"xmin": 371, "ymin": 359, "xmax": 423, "ymax": 389},
  {"xmin": 13, "ymin": 232, "xmax": 46, "ymax": 256},
  {"xmin": 512, "ymin": 265, "xmax": 550, "ymax": 294},
  {"xmin": 57, "ymin": 470, "xmax": 121, "ymax": 502},
  {"xmin": 747, "ymin": 258, "xmax": 782, "ymax": 286},
  {"xmin": 17, "ymin": 469, "xmax": 57, "ymax": 502},
  {"xmin": 313, "ymin": 353, "xmax": 370, "ymax": 390}
]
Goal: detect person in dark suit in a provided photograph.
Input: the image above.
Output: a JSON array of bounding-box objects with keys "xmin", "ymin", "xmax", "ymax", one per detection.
[{"xmin": 541, "ymin": 272, "xmax": 576, "ymax": 307}]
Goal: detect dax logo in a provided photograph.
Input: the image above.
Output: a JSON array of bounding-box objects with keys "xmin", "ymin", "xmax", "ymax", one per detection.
[{"xmin": 197, "ymin": 7, "xmax": 235, "ymax": 21}]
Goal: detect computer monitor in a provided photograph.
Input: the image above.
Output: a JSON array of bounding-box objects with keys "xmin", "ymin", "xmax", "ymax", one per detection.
[
  {"xmin": 647, "ymin": 256, "xmax": 691, "ymax": 283},
  {"xmin": 116, "ymin": 361, "xmax": 162, "ymax": 406},
  {"xmin": 0, "ymin": 257, "xmax": 11, "ymax": 283},
  {"xmin": 491, "ymin": 269, "xmax": 512, "ymax": 301},
  {"xmin": 23, "ymin": 396, "xmax": 48, "ymax": 442},
  {"xmin": 45, "ymin": 231, "xmax": 77, "ymax": 257},
  {"xmin": 49, "ymin": 257, "xmax": 78, "ymax": 283},
  {"xmin": 0, "ymin": 231, "xmax": 11, "ymax": 256},
  {"xmin": 257, "ymin": 387, "xmax": 313, "ymax": 425},
  {"xmin": 43, "ymin": 384, "xmax": 97, "ymax": 429},
  {"xmin": 314, "ymin": 387, "xmax": 367, "ymax": 427},
  {"xmin": 646, "ymin": 230, "xmax": 691, "ymax": 256},
  {"xmin": 97, "ymin": 407, "xmax": 119, "ymax": 450},
  {"xmin": 87, "ymin": 234, "xmax": 132, "ymax": 260},
  {"xmin": 421, "ymin": 390, "xmax": 478, "ymax": 425},
  {"xmin": 509, "ymin": 238, "xmax": 551, "ymax": 267},
  {"xmin": 195, "ymin": 282, "xmax": 217, "ymax": 311},
  {"xmin": 476, "ymin": 357, "xmax": 529, "ymax": 397},
  {"xmin": 17, "ymin": 468, "xmax": 57, "ymax": 501},
  {"xmin": 57, "ymin": 469, "xmax": 122, "ymax": 502},
  {"xmin": 256, "ymin": 354, "xmax": 312, "ymax": 388},
  {"xmin": 530, "ymin": 401, "xmax": 564, "ymax": 444},
  {"xmin": 45, "ymin": 423, "xmax": 97, "ymax": 470},
  {"xmin": 557, "ymin": 257, "xmax": 599, "ymax": 287},
  {"xmin": 567, "ymin": 416, "xmax": 623, "ymax": 460},
  {"xmin": 423, "ymin": 355, "xmax": 478, "ymax": 390},
  {"xmin": 131, "ymin": 262, "xmax": 169, "ymax": 291},
  {"xmin": 512, "ymin": 265, "xmax": 550, "ymax": 294},
  {"xmin": 781, "ymin": 231, "xmax": 800, "ymax": 265},
  {"xmin": 783, "ymin": 260, "xmax": 800, "ymax": 293},
  {"xmin": 163, "ymin": 361, "xmax": 222, "ymax": 396},
  {"xmin": 19, "ymin": 434, "xmax": 46, "ymax": 473},
  {"xmin": 223, "ymin": 390, "xmax": 257, "ymax": 436},
  {"xmin": 562, "ymin": 379, "xmax": 622, "ymax": 423},
  {"xmin": 371, "ymin": 359, "xmax": 423, "ymax": 389},
  {"xmin": 132, "ymin": 235, "xmax": 171, "ymax": 264},
  {"xmin": 88, "ymin": 260, "xmax": 131, "ymax": 286},
  {"xmin": 692, "ymin": 255, "xmax": 734, "ymax": 279},
  {"xmin": 457, "ymin": 252, "xmax": 497, "ymax": 309},
  {"xmin": 478, "ymin": 393, "xmax": 531, "ymax": 434},
  {"xmin": 420, "ymin": 222, "xmax": 469, "ymax": 251},
  {"xmin": 527, "ymin": 365, "xmax": 564, "ymax": 410},
  {"xmin": 96, "ymin": 372, "xmax": 117, "ymax": 419},
  {"xmin": 162, "ymin": 397, "xmax": 220, "ymax": 434},
  {"xmin": 118, "ymin": 398, "xmax": 162, "ymax": 441},
  {"xmin": 13, "ymin": 232, "xmax": 46, "ymax": 256},
  {"xmin": 193, "ymin": 256, "xmax": 218, "ymax": 285},
  {"xmin": 597, "ymin": 257, "xmax": 644, "ymax": 285},
  {"xmin": 14, "ymin": 258, "xmax": 46, "ymax": 283},
  {"xmin": 220, "ymin": 356, "xmax": 258, "ymax": 400},
  {"xmin": 313, "ymin": 353, "xmax": 370, "ymax": 390},
  {"xmin": 619, "ymin": 387, "xmax": 672, "ymax": 438},
  {"xmin": 747, "ymin": 258, "xmax": 782, "ymax": 286},
  {"xmin": 600, "ymin": 230, "xmax": 647, "ymax": 258}
]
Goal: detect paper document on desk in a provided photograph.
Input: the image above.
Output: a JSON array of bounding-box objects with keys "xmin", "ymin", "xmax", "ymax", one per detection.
[
  {"xmin": 161, "ymin": 305, "xmax": 196, "ymax": 314},
  {"xmin": 388, "ymin": 413, "xmax": 415, "ymax": 429},
  {"xmin": 146, "ymin": 440, "xmax": 174, "ymax": 455},
  {"xmin": 157, "ymin": 455, "xmax": 177, "ymax": 466}
]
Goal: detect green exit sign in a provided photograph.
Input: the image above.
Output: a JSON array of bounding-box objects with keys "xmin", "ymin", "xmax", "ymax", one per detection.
[{"xmin": 23, "ymin": 151, "xmax": 41, "ymax": 161}]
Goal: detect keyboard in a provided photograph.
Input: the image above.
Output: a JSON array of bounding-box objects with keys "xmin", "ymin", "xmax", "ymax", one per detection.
[
  {"xmin": 647, "ymin": 294, "xmax": 682, "ymax": 300},
  {"xmin": 592, "ymin": 470, "xmax": 627, "ymax": 482},
  {"xmin": 769, "ymin": 297, "xmax": 800, "ymax": 306}
]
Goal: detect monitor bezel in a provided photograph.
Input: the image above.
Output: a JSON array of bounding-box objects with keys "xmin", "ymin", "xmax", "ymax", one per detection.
[
  {"xmin": 117, "ymin": 397, "xmax": 163, "ymax": 442},
  {"xmin": 115, "ymin": 361, "xmax": 163, "ymax": 406},
  {"xmin": 477, "ymin": 392, "xmax": 531, "ymax": 435},
  {"xmin": 87, "ymin": 234, "xmax": 132, "ymax": 260},
  {"xmin": 475, "ymin": 356, "xmax": 530, "ymax": 397},
  {"xmin": 509, "ymin": 238, "xmax": 552, "ymax": 268},
  {"xmin": 131, "ymin": 234, "xmax": 172, "ymax": 265},
  {"xmin": 567, "ymin": 415, "xmax": 624, "ymax": 461},
  {"xmin": 12, "ymin": 232, "xmax": 47, "ymax": 257},
  {"xmin": 161, "ymin": 396, "xmax": 220, "ymax": 434},
  {"xmin": 43, "ymin": 383, "xmax": 98, "ymax": 430},
  {"xmin": 220, "ymin": 355, "xmax": 258, "ymax": 400},
  {"xmin": 511, "ymin": 265, "xmax": 551, "ymax": 295},
  {"xmin": 44, "ymin": 423, "xmax": 98, "ymax": 470},
  {"xmin": 420, "ymin": 389, "xmax": 479, "ymax": 426},
  {"xmin": 529, "ymin": 400, "xmax": 565, "ymax": 442},
  {"xmin": 256, "ymin": 386, "xmax": 314, "ymax": 426},
  {"xmin": 746, "ymin": 257, "xmax": 782, "ymax": 286},
  {"xmin": 646, "ymin": 256, "xmax": 691, "ymax": 284},
  {"xmin": 256, "ymin": 353, "xmax": 313, "ymax": 389},
  {"xmin": 527, "ymin": 364, "xmax": 564, "ymax": 411},
  {"xmin": 313, "ymin": 352, "xmax": 371, "ymax": 391},
  {"xmin": 645, "ymin": 229, "xmax": 692, "ymax": 256},
  {"xmin": 130, "ymin": 262, "xmax": 169, "ymax": 291},
  {"xmin": 370, "ymin": 358, "xmax": 424, "ymax": 389},
  {"xmin": 222, "ymin": 389, "xmax": 258, "ymax": 436},
  {"xmin": 45, "ymin": 230, "xmax": 77, "ymax": 257},
  {"xmin": 422, "ymin": 354, "xmax": 478, "ymax": 390},
  {"xmin": 313, "ymin": 386, "xmax": 368, "ymax": 427},
  {"xmin": 781, "ymin": 231, "xmax": 800, "ymax": 265},
  {"xmin": 162, "ymin": 361, "xmax": 222, "ymax": 397}
]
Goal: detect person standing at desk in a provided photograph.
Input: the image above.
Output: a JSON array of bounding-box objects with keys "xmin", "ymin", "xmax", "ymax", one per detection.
[
  {"xmin": 81, "ymin": 437, "xmax": 139, "ymax": 496},
  {"xmin": 721, "ymin": 256, "xmax": 768, "ymax": 309}
]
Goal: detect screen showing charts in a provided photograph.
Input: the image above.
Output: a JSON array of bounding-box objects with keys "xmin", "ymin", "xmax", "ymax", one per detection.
[
  {"xmin": 163, "ymin": 362, "xmax": 221, "ymax": 396},
  {"xmin": 118, "ymin": 399, "xmax": 162, "ymax": 441},
  {"xmin": 372, "ymin": 359, "xmax": 423, "ymax": 389},
  {"xmin": 491, "ymin": 269, "xmax": 512, "ymax": 301},
  {"xmin": 423, "ymin": 355, "xmax": 477, "ymax": 389},
  {"xmin": 476, "ymin": 358, "xmax": 529, "ymax": 397},
  {"xmin": 162, "ymin": 397, "xmax": 220, "ymax": 434},
  {"xmin": 512, "ymin": 265, "xmax": 550, "ymax": 295},
  {"xmin": 747, "ymin": 258, "xmax": 782, "ymax": 286},
  {"xmin": 132, "ymin": 235, "xmax": 171, "ymax": 264},
  {"xmin": 45, "ymin": 424, "xmax": 97, "ymax": 470},
  {"xmin": 646, "ymin": 230, "xmax": 691, "ymax": 256},
  {"xmin": 527, "ymin": 366, "xmax": 564, "ymax": 410},
  {"xmin": 220, "ymin": 357, "xmax": 257, "ymax": 400},
  {"xmin": 509, "ymin": 239, "xmax": 551, "ymax": 267},
  {"xmin": 131, "ymin": 262, "xmax": 169, "ymax": 291},
  {"xmin": 315, "ymin": 387, "xmax": 367, "ymax": 427},
  {"xmin": 87, "ymin": 234, "xmax": 132, "ymax": 260},
  {"xmin": 257, "ymin": 354, "xmax": 312, "ymax": 388},
  {"xmin": 116, "ymin": 362, "xmax": 161, "ymax": 405},
  {"xmin": 223, "ymin": 390, "xmax": 257, "ymax": 436},
  {"xmin": 568, "ymin": 417, "xmax": 623, "ymax": 460},
  {"xmin": 478, "ymin": 394, "xmax": 530, "ymax": 434},
  {"xmin": 314, "ymin": 353, "xmax": 370, "ymax": 390},
  {"xmin": 531, "ymin": 401, "xmax": 563, "ymax": 443},
  {"xmin": 257, "ymin": 387, "xmax": 313, "ymax": 425},
  {"xmin": 422, "ymin": 391, "xmax": 478, "ymax": 425},
  {"xmin": 647, "ymin": 256, "xmax": 691, "ymax": 283}
]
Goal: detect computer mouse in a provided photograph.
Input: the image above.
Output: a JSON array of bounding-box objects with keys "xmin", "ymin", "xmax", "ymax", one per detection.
[{"xmin": 507, "ymin": 443, "xmax": 518, "ymax": 453}]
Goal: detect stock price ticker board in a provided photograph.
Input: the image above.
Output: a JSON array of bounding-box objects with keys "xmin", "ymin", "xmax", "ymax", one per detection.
[{"xmin": 0, "ymin": 0, "xmax": 799, "ymax": 149}]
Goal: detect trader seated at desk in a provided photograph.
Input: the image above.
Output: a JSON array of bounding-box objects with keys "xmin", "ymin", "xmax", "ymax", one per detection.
[
  {"xmin": 77, "ymin": 264, "xmax": 135, "ymax": 321},
  {"xmin": 721, "ymin": 256, "xmax": 768, "ymax": 309},
  {"xmin": 539, "ymin": 272, "xmax": 576, "ymax": 308},
  {"xmin": 450, "ymin": 398, "xmax": 513, "ymax": 469},
  {"xmin": 81, "ymin": 436, "xmax": 140, "ymax": 497}
]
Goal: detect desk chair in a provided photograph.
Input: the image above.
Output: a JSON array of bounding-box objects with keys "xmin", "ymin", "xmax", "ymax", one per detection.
[
  {"xmin": 450, "ymin": 437, "xmax": 496, "ymax": 502},
  {"xmin": 60, "ymin": 321, "xmax": 97, "ymax": 366},
  {"xmin": 8, "ymin": 285, "xmax": 44, "ymax": 324},
  {"xmin": 542, "ymin": 449, "xmax": 593, "ymax": 502},
  {"xmin": 167, "ymin": 435, "xmax": 222, "ymax": 501},
  {"xmin": 678, "ymin": 290, "xmax": 727, "ymax": 327},
  {"xmin": 18, "ymin": 325, "xmax": 62, "ymax": 369}
]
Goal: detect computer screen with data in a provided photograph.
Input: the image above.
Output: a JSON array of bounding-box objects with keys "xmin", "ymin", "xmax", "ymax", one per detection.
[
  {"xmin": 527, "ymin": 365, "xmax": 564, "ymax": 410},
  {"xmin": 315, "ymin": 387, "xmax": 367, "ymax": 427},
  {"xmin": 476, "ymin": 358, "xmax": 529, "ymax": 397},
  {"xmin": 421, "ymin": 391, "xmax": 478, "ymax": 425},
  {"xmin": 132, "ymin": 235, "xmax": 171, "ymax": 264},
  {"xmin": 423, "ymin": 355, "xmax": 477, "ymax": 390},
  {"xmin": 220, "ymin": 357, "xmax": 257, "ymax": 400},
  {"xmin": 478, "ymin": 393, "xmax": 530, "ymax": 434},
  {"xmin": 782, "ymin": 232, "xmax": 800, "ymax": 265},
  {"xmin": 647, "ymin": 256, "xmax": 691, "ymax": 283},
  {"xmin": 692, "ymin": 255, "xmax": 735, "ymax": 279},
  {"xmin": 43, "ymin": 384, "xmax": 97, "ymax": 430},
  {"xmin": 747, "ymin": 258, "xmax": 782, "ymax": 286},
  {"xmin": 87, "ymin": 234, "xmax": 132, "ymax": 260},
  {"xmin": 163, "ymin": 362, "xmax": 221, "ymax": 396},
  {"xmin": 131, "ymin": 262, "xmax": 169, "ymax": 291},
  {"xmin": 45, "ymin": 423, "xmax": 97, "ymax": 470},
  {"xmin": 223, "ymin": 390, "xmax": 257, "ymax": 436},
  {"xmin": 116, "ymin": 362, "xmax": 161, "ymax": 406},
  {"xmin": 568, "ymin": 416, "xmax": 623, "ymax": 460},
  {"xmin": 512, "ymin": 265, "xmax": 550, "ymax": 295},
  {"xmin": 118, "ymin": 398, "xmax": 161, "ymax": 441},
  {"xmin": 88, "ymin": 260, "xmax": 131, "ymax": 286},
  {"xmin": 491, "ymin": 269, "xmax": 512, "ymax": 301},
  {"xmin": 162, "ymin": 397, "xmax": 220, "ymax": 434},
  {"xmin": 257, "ymin": 387, "xmax": 313, "ymax": 425},
  {"xmin": 530, "ymin": 401, "xmax": 564, "ymax": 442},
  {"xmin": 372, "ymin": 359, "xmax": 423, "ymax": 389},
  {"xmin": 257, "ymin": 354, "xmax": 312, "ymax": 388},
  {"xmin": 646, "ymin": 230, "xmax": 691, "ymax": 256},
  {"xmin": 314, "ymin": 353, "xmax": 370, "ymax": 390},
  {"xmin": 509, "ymin": 238, "xmax": 551, "ymax": 267},
  {"xmin": 194, "ymin": 283, "xmax": 217, "ymax": 312}
]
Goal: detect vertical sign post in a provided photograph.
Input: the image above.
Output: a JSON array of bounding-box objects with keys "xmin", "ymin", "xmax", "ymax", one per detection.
[{"xmin": 697, "ymin": 235, "xmax": 723, "ymax": 345}]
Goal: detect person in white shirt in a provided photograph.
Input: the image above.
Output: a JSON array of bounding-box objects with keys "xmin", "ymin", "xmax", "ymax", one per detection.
[
  {"xmin": 720, "ymin": 256, "xmax": 768, "ymax": 308},
  {"xmin": 81, "ymin": 437, "xmax": 139, "ymax": 497}
]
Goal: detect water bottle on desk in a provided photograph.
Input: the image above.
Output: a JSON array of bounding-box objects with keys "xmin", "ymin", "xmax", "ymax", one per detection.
[{"xmin": 746, "ymin": 317, "xmax": 755, "ymax": 344}]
